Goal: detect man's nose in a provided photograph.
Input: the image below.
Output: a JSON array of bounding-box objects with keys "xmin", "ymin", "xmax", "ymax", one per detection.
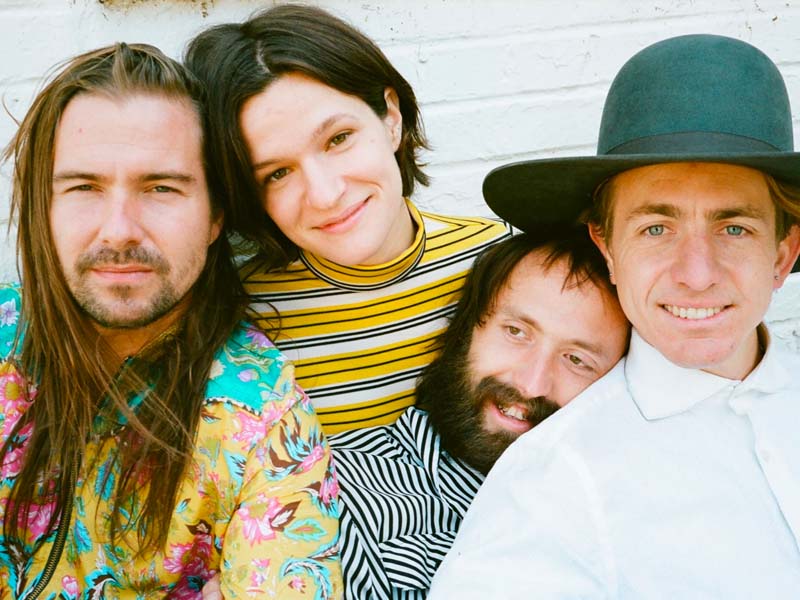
[
  {"xmin": 510, "ymin": 351, "xmax": 554, "ymax": 401},
  {"xmin": 97, "ymin": 191, "xmax": 145, "ymax": 248},
  {"xmin": 670, "ymin": 231, "xmax": 721, "ymax": 291}
]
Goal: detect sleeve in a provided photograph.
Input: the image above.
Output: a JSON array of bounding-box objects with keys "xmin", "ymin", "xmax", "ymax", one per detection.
[
  {"xmin": 219, "ymin": 362, "xmax": 343, "ymax": 599},
  {"xmin": 0, "ymin": 284, "xmax": 22, "ymax": 359},
  {"xmin": 427, "ymin": 439, "xmax": 615, "ymax": 599}
]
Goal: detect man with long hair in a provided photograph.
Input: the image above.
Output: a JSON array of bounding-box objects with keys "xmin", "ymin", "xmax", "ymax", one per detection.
[{"xmin": 0, "ymin": 43, "xmax": 341, "ymax": 597}]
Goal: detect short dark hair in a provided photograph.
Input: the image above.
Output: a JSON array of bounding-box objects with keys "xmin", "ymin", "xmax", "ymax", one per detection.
[
  {"xmin": 417, "ymin": 228, "xmax": 616, "ymax": 467},
  {"xmin": 424, "ymin": 227, "xmax": 615, "ymax": 375},
  {"xmin": 185, "ymin": 4, "xmax": 430, "ymax": 270}
]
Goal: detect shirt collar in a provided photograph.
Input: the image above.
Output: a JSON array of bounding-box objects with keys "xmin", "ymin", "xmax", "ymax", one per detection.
[
  {"xmin": 299, "ymin": 199, "xmax": 425, "ymax": 291},
  {"xmin": 624, "ymin": 325, "xmax": 789, "ymax": 420}
]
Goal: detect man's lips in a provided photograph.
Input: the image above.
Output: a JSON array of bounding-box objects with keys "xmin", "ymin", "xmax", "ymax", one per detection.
[
  {"xmin": 661, "ymin": 303, "xmax": 731, "ymax": 321},
  {"xmin": 485, "ymin": 401, "xmax": 534, "ymax": 435},
  {"xmin": 91, "ymin": 265, "xmax": 154, "ymax": 282},
  {"xmin": 315, "ymin": 199, "xmax": 368, "ymax": 233}
]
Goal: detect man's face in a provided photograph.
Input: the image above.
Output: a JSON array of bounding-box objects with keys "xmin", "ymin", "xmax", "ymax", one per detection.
[
  {"xmin": 592, "ymin": 162, "xmax": 800, "ymax": 380},
  {"xmin": 50, "ymin": 93, "xmax": 221, "ymax": 341},
  {"xmin": 430, "ymin": 251, "xmax": 629, "ymax": 473}
]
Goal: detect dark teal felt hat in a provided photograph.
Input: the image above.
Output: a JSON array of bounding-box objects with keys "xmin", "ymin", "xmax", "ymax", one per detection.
[{"xmin": 484, "ymin": 34, "xmax": 800, "ymax": 233}]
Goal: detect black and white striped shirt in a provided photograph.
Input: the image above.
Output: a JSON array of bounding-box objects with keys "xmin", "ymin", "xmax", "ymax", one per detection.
[{"xmin": 329, "ymin": 407, "xmax": 485, "ymax": 599}]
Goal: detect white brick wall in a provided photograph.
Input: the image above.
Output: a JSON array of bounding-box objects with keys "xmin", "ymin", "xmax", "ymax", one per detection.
[{"xmin": 1, "ymin": 0, "xmax": 798, "ymax": 345}]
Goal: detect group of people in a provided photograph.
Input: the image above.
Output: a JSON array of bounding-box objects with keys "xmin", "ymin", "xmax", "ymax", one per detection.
[{"xmin": 0, "ymin": 4, "xmax": 798, "ymax": 599}]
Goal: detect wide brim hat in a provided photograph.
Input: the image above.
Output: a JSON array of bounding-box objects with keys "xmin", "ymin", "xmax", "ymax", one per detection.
[{"xmin": 484, "ymin": 34, "xmax": 800, "ymax": 240}]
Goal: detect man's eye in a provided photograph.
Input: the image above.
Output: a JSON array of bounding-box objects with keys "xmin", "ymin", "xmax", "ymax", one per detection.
[
  {"xmin": 153, "ymin": 185, "xmax": 176, "ymax": 193},
  {"xmin": 506, "ymin": 326, "xmax": 524, "ymax": 338},
  {"xmin": 646, "ymin": 224, "xmax": 664, "ymax": 236},
  {"xmin": 68, "ymin": 184, "xmax": 94, "ymax": 192},
  {"xmin": 726, "ymin": 225, "xmax": 745, "ymax": 236},
  {"xmin": 329, "ymin": 131, "xmax": 351, "ymax": 147},
  {"xmin": 268, "ymin": 167, "xmax": 289, "ymax": 183},
  {"xmin": 567, "ymin": 354, "xmax": 584, "ymax": 366}
]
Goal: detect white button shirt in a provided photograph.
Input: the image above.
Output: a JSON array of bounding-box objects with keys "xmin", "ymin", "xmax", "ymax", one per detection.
[{"xmin": 429, "ymin": 329, "xmax": 800, "ymax": 599}]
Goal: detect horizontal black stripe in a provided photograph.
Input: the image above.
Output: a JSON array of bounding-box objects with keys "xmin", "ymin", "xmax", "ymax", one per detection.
[{"xmin": 273, "ymin": 308, "xmax": 451, "ymax": 352}]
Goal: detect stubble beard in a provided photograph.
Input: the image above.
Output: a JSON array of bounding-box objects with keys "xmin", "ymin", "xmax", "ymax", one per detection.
[{"xmin": 68, "ymin": 246, "xmax": 184, "ymax": 329}]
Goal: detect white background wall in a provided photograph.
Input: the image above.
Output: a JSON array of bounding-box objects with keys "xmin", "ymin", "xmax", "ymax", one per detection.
[{"xmin": 1, "ymin": 0, "xmax": 798, "ymax": 347}]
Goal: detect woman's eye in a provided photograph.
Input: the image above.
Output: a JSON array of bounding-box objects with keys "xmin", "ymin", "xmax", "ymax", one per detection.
[
  {"xmin": 329, "ymin": 131, "xmax": 350, "ymax": 147},
  {"xmin": 268, "ymin": 167, "xmax": 289, "ymax": 183},
  {"xmin": 725, "ymin": 225, "xmax": 745, "ymax": 236},
  {"xmin": 646, "ymin": 224, "xmax": 664, "ymax": 236},
  {"xmin": 506, "ymin": 326, "xmax": 524, "ymax": 338}
]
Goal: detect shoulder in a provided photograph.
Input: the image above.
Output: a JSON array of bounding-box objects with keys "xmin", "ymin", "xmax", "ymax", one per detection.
[
  {"xmin": 420, "ymin": 210, "xmax": 512, "ymax": 241},
  {"xmin": 330, "ymin": 407, "xmax": 434, "ymax": 454},
  {"xmin": 204, "ymin": 323, "xmax": 301, "ymax": 416},
  {"xmin": 500, "ymin": 359, "xmax": 630, "ymax": 464},
  {"xmin": 0, "ymin": 283, "xmax": 22, "ymax": 359}
]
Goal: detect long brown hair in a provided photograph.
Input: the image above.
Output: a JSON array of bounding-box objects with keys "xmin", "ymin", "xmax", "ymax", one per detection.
[
  {"xmin": 185, "ymin": 4, "xmax": 430, "ymax": 271},
  {"xmin": 2, "ymin": 43, "xmax": 248, "ymax": 554}
]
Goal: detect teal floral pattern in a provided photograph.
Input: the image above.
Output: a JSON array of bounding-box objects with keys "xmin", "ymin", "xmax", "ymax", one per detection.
[{"xmin": 0, "ymin": 283, "xmax": 342, "ymax": 598}]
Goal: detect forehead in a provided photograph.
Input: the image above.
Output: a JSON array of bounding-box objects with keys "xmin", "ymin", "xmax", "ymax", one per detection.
[
  {"xmin": 610, "ymin": 162, "xmax": 775, "ymax": 223},
  {"xmin": 490, "ymin": 250, "xmax": 621, "ymax": 339},
  {"xmin": 240, "ymin": 73, "xmax": 374, "ymax": 150},
  {"xmin": 53, "ymin": 92, "xmax": 204, "ymax": 173}
]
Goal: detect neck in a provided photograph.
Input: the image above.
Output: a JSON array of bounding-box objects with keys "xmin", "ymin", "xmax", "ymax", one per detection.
[
  {"xmin": 93, "ymin": 300, "xmax": 188, "ymax": 362},
  {"xmin": 364, "ymin": 199, "xmax": 416, "ymax": 265},
  {"xmin": 702, "ymin": 327, "xmax": 764, "ymax": 380}
]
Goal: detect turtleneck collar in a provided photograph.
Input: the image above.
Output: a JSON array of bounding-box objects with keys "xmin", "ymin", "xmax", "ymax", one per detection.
[{"xmin": 299, "ymin": 200, "xmax": 425, "ymax": 291}]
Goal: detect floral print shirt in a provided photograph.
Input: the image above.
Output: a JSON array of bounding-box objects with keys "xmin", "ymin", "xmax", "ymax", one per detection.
[{"xmin": 0, "ymin": 284, "xmax": 342, "ymax": 599}]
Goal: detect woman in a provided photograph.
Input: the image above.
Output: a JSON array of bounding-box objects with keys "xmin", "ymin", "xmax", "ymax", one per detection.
[{"xmin": 185, "ymin": 5, "xmax": 510, "ymax": 434}]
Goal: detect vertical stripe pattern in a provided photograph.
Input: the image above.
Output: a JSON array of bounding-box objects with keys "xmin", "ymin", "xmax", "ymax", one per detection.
[{"xmin": 330, "ymin": 408, "xmax": 485, "ymax": 599}]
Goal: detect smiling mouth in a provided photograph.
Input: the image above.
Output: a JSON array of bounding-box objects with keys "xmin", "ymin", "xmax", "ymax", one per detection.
[
  {"xmin": 317, "ymin": 199, "xmax": 368, "ymax": 231},
  {"xmin": 499, "ymin": 404, "xmax": 528, "ymax": 421},
  {"xmin": 662, "ymin": 304, "xmax": 727, "ymax": 320}
]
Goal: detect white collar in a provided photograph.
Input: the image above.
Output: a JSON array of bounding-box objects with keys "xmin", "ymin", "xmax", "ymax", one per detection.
[{"xmin": 624, "ymin": 326, "xmax": 790, "ymax": 420}]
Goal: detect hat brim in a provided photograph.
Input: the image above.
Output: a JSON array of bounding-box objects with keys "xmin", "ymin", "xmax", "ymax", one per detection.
[
  {"xmin": 483, "ymin": 152, "xmax": 800, "ymax": 272},
  {"xmin": 484, "ymin": 152, "xmax": 800, "ymax": 229}
]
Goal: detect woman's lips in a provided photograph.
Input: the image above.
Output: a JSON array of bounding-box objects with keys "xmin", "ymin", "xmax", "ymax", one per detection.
[{"xmin": 316, "ymin": 198, "xmax": 369, "ymax": 234}]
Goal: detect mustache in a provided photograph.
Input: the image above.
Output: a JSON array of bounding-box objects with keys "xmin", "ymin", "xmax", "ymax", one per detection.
[
  {"xmin": 474, "ymin": 376, "xmax": 559, "ymax": 426},
  {"xmin": 75, "ymin": 246, "xmax": 169, "ymax": 275}
]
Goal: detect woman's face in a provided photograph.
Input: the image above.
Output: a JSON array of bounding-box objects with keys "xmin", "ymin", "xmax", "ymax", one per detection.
[{"xmin": 240, "ymin": 73, "xmax": 414, "ymax": 266}]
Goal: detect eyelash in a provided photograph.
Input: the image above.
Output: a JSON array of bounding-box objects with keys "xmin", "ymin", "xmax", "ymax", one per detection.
[
  {"xmin": 263, "ymin": 131, "xmax": 353, "ymax": 186},
  {"xmin": 329, "ymin": 131, "xmax": 351, "ymax": 147}
]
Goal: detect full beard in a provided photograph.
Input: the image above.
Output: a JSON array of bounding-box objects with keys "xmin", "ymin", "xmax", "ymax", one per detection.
[{"xmin": 422, "ymin": 342, "xmax": 559, "ymax": 475}]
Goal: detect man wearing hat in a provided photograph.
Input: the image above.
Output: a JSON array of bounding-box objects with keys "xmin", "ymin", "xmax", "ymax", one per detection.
[{"xmin": 428, "ymin": 34, "xmax": 800, "ymax": 598}]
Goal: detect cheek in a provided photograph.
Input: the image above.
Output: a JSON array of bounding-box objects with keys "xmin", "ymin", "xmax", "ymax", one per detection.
[
  {"xmin": 48, "ymin": 207, "xmax": 82, "ymax": 265},
  {"xmin": 265, "ymin": 194, "xmax": 301, "ymax": 232}
]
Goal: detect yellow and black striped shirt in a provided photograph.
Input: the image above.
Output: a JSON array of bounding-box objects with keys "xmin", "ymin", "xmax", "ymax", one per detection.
[{"xmin": 244, "ymin": 203, "xmax": 511, "ymax": 434}]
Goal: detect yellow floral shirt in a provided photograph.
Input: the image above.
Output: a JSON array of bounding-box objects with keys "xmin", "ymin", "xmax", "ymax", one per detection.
[{"xmin": 0, "ymin": 284, "xmax": 342, "ymax": 599}]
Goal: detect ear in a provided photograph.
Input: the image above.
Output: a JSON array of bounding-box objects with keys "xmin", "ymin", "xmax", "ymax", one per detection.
[
  {"xmin": 588, "ymin": 222, "xmax": 616, "ymax": 285},
  {"xmin": 383, "ymin": 87, "xmax": 403, "ymax": 152},
  {"xmin": 209, "ymin": 212, "xmax": 223, "ymax": 246},
  {"xmin": 773, "ymin": 224, "xmax": 800, "ymax": 288}
]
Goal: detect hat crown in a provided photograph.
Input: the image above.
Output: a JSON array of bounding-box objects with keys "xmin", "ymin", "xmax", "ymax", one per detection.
[{"xmin": 598, "ymin": 34, "xmax": 794, "ymax": 156}]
